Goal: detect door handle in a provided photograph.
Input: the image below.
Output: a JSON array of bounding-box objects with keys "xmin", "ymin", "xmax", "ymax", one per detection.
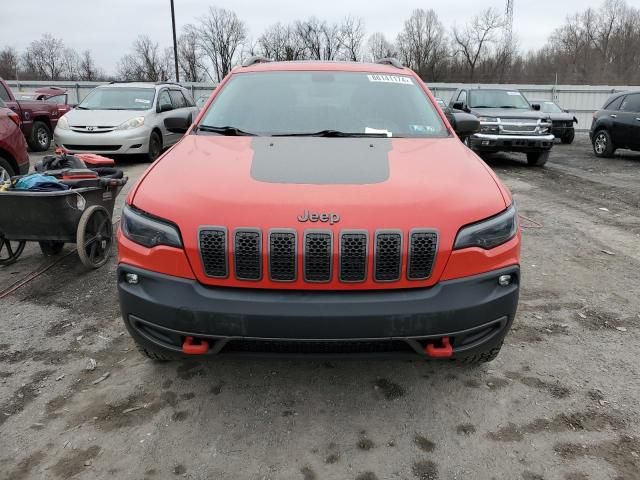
[{"xmin": 609, "ymin": 114, "xmax": 617, "ymax": 118}]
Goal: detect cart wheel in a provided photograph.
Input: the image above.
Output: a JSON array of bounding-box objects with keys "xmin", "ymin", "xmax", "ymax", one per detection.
[
  {"xmin": 0, "ymin": 237, "xmax": 26, "ymax": 266},
  {"xmin": 39, "ymin": 241, "xmax": 65, "ymax": 256},
  {"xmin": 76, "ymin": 206, "xmax": 113, "ymax": 269}
]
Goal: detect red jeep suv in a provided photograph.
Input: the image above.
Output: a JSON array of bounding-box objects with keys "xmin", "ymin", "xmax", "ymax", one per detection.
[{"xmin": 117, "ymin": 59, "xmax": 520, "ymax": 363}]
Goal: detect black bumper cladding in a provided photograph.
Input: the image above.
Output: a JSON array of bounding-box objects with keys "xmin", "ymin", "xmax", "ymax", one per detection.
[{"xmin": 118, "ymin": 265, "xmax": 520, "ymax": 358}]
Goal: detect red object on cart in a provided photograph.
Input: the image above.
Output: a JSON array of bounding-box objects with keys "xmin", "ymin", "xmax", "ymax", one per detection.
[{"xmin": 54, "ymin": 148, "xmax": 115, "ymax": 167}]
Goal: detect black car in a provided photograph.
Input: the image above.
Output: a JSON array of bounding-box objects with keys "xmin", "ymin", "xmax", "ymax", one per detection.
[
  {"xmin": 531, "ymin": 100, "xmax": 577, "ymax": 144},
  {"xmin": 590, "ymin": 91, "xmax": 640, "ymax": 157},
  {"xmin": 450, "ymin": 88, "xmax": 554, "ymax": 167}
]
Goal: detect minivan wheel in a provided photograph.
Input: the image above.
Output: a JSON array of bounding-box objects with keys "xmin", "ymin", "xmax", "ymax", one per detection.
[
  {"xmin": 28, "ymin": 121, "xmax": 51, "ymax": 152},
  {"xmin": 593, "ymin": 130, "xmax": 615, "ymax": 157},
  {"xmin": 146, "ymin": 131, "xmax": 162, "ymax": 162},
  {"xmin": 0, "ymin": 156, "xmax": 16, "ymax": 181},
  {"xmin": 526, "ymin": 150, "xmax": 549, "ymax": 167}
]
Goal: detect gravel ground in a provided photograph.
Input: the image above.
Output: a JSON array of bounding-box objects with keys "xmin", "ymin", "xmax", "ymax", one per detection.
[{"xmin": 1, "ymin": 136, "xmax": 639, "ymax": 480}]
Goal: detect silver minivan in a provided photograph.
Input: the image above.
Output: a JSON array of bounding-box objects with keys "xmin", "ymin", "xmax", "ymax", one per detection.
[{"xmin": 54, "ymin": 82, "xmax": 198, "ymax": 161}]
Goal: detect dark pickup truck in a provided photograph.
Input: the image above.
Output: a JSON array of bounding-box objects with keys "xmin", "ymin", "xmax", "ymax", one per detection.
[
  {"xmin": 0, "ymin": 78, "xmax": 59, "ymax": 152},
  {"xmin": 449, "ymin": 88, "xmax": 554, "ymax": 167}
]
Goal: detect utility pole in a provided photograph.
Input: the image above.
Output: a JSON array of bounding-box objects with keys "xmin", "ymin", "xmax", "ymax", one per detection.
[
  {"xmin": 170, "ymin": 0, "xmax": 179, "ymax": 82},
  {"xmin": 504, "ymin": 0, "xmax": 514, "ymax": 54}
]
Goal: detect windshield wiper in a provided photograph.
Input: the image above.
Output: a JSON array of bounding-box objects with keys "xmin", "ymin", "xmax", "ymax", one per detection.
[
  {"xmin": 499, "ymin": 105, "xmax": 522, "ymax": 109},
  {"xmin": 272, "ymin": 129, "xmax": 388, "ymax": 137},
  {"xmin": 197, "ymin": 125, "xmax": 256, "ymax": 136},
  {"xmin": 76, "ymin": 106, "xmax": 90, "ymax": 110},
  {"xmin": 470, "ymin": 105, "xmax": 492, "ymax": 109}
]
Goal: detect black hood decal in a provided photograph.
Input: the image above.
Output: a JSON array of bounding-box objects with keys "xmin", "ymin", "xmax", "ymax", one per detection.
[{"xmin": 250, "ymin": 137, "xmax": 391, "ymax": 184}]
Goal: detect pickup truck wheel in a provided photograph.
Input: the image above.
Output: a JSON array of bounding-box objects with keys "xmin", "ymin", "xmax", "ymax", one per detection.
[
  {"xmin": 561, "ymin": 130, "xmax": 575, "ymax": 144},
  {"xmin": 28, "ymin": 121, "xmax": 51, "ymax": 152},
  {"xmin": 456, "ymin": 340, "xmax": 503, "ymax": 365},
  {"xmin": 0, "ymin": 156, "xmax": 16, "ymax": 180},
  {"xmin": 592, "ymin": 130, "xmax": 615, "ymax": 157},
  {"xmin": 526, "ymin": 151, "xmax": 549, "ymax": 167}
]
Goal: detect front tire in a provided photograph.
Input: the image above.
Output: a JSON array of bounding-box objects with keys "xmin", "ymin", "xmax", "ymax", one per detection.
[
  {"xmin": 592, "ymin": 130, "xmax": 615, "ymax": 157},
  {"xmin": 28, "ymin": 121, "xmax": 51, "ymax": 152},
  {"xmin": 145, "ymin": 131, "xmax": 162, "ymax": 162},
  {"xmin": 456, "ymin": 340, "xmax": 503, "ymax": 365},
  {"xmin": 526, "ymin": 150, "xmax": 549, "ymax": 167},
  {"xmin": 124, "ymin": 320, "xmax": 183, "ymax": 362},
  {"xmin": 0, "ymin": 156, "xmax": 16, "ymax": 181},
  {"xmin": 561, "ymin": 129, "xmax": 575, "ymax": 144}
]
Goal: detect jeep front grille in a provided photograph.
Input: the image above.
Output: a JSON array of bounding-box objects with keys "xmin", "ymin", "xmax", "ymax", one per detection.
[
  {"xmin": 198, "ymin": 227, "xmax": 438, "ymax": 283},
  {"xmin": 234, "ymin": 230, "xmax": 261, "ymax": 280}
]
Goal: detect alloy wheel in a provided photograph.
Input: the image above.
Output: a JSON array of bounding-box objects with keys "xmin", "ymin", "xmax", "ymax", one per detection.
[{"xmin": 594, "ymin": 133, "xmax": 607, "ymax": 155}]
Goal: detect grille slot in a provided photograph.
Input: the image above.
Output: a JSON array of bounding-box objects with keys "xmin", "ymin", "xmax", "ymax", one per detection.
[
  {"xmin": 269, "ymin": 230, "xmax": 297, "ymax": 281},
  {"xmin": 223, "ymin": 339, "xmax": 415, "ymax": 354},
  {"xmin": 374, "ymin": 231, "xmax": 402, "ymax": 281},
  {"xmin": 234, "ymin": 230, "xmax": 262, "ymax": 280},
  {"xmin": 199, "ymin": 228, "xmax": 227, "ymax": 278},
  {"xmin": 408, "ymin": 230, "xmax": 438, "ymax": 280},
  {"xmin": 339, "ymin": 231, "xmax": 368, "ymax": 282},
  {"xmin": 304, "ymin": 231, "xmax": 332, "ymax": 282}
]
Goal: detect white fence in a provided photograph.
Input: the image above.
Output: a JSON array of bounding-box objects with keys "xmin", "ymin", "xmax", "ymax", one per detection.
[{"xmin": 6, "ymin": 79, "xmax": 639, "ymax": 132}]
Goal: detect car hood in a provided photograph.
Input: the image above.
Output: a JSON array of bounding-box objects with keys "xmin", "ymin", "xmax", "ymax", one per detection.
[
  {"xmin": 131, "ymin": 135, "xmax": 510, "ymax": 287},
  {"xmin": 470, "ymin": 108, "xmax": 549, "ymax": 120},
  {"xmin": 547, "ymin": 112, "xmax": 577, "ymax": 122},
  {"xmin": 63, "ymin": 108, "xmax": 151, "ymax": 127}
]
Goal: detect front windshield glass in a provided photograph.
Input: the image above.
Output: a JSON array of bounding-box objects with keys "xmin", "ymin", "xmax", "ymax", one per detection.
[
  {"xmin": 469, "ymin": 90, "xmax": 530, "ymax": 109},
  {"xmin": 78, "ymin": 87, "xmax": 155, "ymax": 111},
  {"xmin": 199, "ymin": 71, "xmax": 447, "ymax": 137},
  {"xmin": 539, "ymin": 101, "xmax": 563, "ymax": 113}
]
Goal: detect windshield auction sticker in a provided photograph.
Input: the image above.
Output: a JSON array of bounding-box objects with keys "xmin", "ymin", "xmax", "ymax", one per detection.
[{"xmin": 367, "ymin": 74, "xmax": 413, "ymax": 85}]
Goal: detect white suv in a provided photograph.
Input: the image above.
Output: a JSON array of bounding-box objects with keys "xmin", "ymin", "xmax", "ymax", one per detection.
[{"xmin": 54, "ymin": 82, "xmax": 198, "ymax": 161}]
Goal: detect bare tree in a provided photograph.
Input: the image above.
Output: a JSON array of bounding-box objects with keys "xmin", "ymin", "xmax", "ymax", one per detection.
[
  {"xmin": 0, "ymin": 47, "xmax": 19, "ymax": 79},
  {"xmin": 397, "ymin": 9, "xmax": 448, "ymax": 80},
  {"xmin": 78, "ymin": 50, "xmax": 102, "ymax": 81},
  {"xmin": 295, "ymin": 17, "xmax": 345, "ymax": 60},
  {"xmin": 452, "ymin": 8, "xmax": 504, "ymax": 81},
  {"xmin": 366, "ymin": 33, "xmax": 396, "ymax": 62},
  {"xmin": 339, "ymin": 16, "xmax": 365, "ymax": 61},
  {"xmin": 22, "ymin": 34, "xmax": 66, "ymax": 80},
  {"xmin": 197, "ymin": 6, "xmax": 247, "ymax": 82},
  {"xmin": 62, "ymin": 48, "xmax": 80, "ymax": 80},
  {"xmin": 258, "ymin": 23, "xmax": 306, "ymax": 61},
  {"xmin": 178, "ymin": 25, "xmax": 206, "ymax": 82},
  {"xmin": 118, "ymin": 35, "xmax": 172, "ymax": 82}
]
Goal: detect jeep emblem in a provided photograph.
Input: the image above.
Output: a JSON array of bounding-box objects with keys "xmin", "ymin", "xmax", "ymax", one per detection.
[{"xmin": 297, "ymin": 209, "xmax": 340, "ymax": 225}]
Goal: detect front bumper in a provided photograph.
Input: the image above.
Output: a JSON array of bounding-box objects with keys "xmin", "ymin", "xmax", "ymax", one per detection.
[
  {"xmin": 53, "ymin": 127, "xmax": 151, "ymax": 154},
  {"xmin": 470, "ymin": 133, "xmax": 555, "ymax": 152},
  {"xmin": 118, "ymin": 264, "xmax": 520, "ymax": 357}
]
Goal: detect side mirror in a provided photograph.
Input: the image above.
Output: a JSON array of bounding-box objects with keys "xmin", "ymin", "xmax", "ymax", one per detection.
[
  {"xmin": 531, "ymin": 103, "xmax": 541, "ymax": 111},
  {"xmin": 450, "ymin": 112, "xmax": 480, "ymax": 137},
  {"xmin": 452, "ymin": 101, "xmax": 464, "ymax": 111},
  {"xmin": 164, "ymin": 114, "xmax": 192, "ymax": 134},
  {"xmin": 157, "ymin": 102, "xmax": 173, "ymax": 113}
]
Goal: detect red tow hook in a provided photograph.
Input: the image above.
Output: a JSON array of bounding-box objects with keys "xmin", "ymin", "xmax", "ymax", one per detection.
[
  {"xmin": 182, "ymin": 336, "xmax": 210, "ymax": 355},
  {"xmin": 425, "ymin": 336, "xmax": 453, "ymax": 358}
]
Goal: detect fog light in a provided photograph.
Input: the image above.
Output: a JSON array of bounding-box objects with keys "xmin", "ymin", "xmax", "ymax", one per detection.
[
  {"xmin": 498, "ymin": 274, "xmax": 512, "ymax": 286},
  {"xmin": 125, "ymin": 273, "xmax": 139, "ymax": 284}
]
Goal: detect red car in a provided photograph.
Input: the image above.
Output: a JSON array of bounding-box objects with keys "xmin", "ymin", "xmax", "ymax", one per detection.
[
  {"xmin": 117, "ymin": 58, "xmax": 520, "ymax": 363},
  {"xmin": 0, "ymin": 98, "xmax": 29, "ymax": 179}
]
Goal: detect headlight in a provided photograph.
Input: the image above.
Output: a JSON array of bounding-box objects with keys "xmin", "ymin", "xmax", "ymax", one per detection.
[
  {"xmin": 116, "ymin": 116, "xmax": 145, "ymax": 130},
  {"xmin": 454, "ymin": 204, "xmax": 518, "ymax": 250},
  {"xmin": 57, "ymin": 115, "xmax": 69, "ymax": 130},
  {"xmin": 121, "ymin": 204, "xmax": 182, "ymax": 248}
]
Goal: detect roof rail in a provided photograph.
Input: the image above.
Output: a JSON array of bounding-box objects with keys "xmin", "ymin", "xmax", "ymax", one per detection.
[
  {"xmin": 375, "ymin": 58, "xmax": 404, "ymax": 69},
  {"xmin": 242, "ymin": 56, "xmax": 273, "ymax": 68}
]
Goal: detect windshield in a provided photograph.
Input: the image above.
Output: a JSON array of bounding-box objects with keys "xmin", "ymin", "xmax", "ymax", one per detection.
[
  {"xmin": 199, "ymin": 71, "xmax": 447, "ymax": 137},
  {"xmin": 78, "ymin": 87, "xmax": 155, "ymax": 111},
  {"xmin": 469, "ymin": 90, "xmax": 530, "ymax": 109},
  {"xmin": 538, "ymin": 101, "xmax": 563, "ymax": 113}
]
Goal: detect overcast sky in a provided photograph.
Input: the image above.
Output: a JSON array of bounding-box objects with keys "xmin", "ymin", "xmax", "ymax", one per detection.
[{"xmin": 3, "ymin": 0, "xmax": 596, "ymax": 73}]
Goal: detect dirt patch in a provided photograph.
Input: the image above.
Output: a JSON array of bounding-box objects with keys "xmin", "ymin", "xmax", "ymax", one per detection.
[
  {"xmin": 5, "ymin": 451, "xmax": 46, "ymax": 480},
  {"xmin": 373, "ymin": 378, "xmax": 405, "ymax": 400},
  {"xmin": 357, "ymin": 431, "xmax": 375, "ymax": 451},
  {"xmin": 45, "ymin": 320, "xmax": 74, "ymax": 337},
  {"xmin": 578, "ymin": 308, "xmax": 631, "ymax": 331},
  {"xmin": 355, "ymin": 472, "xmax": 379, "ymax": 480},
  {"xmin": 51, "ymin": 445, "xmax": 101, "ymax": 479},
  {"xmin": 0, "ymin": 369, "xmax": 53, "ymax": 427},
  {"xmin": 171, "ymin": 411, "xmax": 189, "ymax": 422},
  {"xmin": 456, "ymin": 424, "xmax": 476, "ymax": 435},
  {"xmin": 486, "ymin": 377, "xmax": 510, "ymax": 390},
  {"xmin": 564, "ymin": 473, "xmax": 589, "ymax": 480},
  {"xmin": 176, "ymin": 362, "xmax": 205, "ymax": 380},
  {"xmin": 522, "ymin": 471, "xmax": 544, "ymax": 480},
  {"xmin": 412, "ymin": 460, "xmax": 438, "ymax": 480},
  {"xmin": 210, "ymin": 382, "xmax": 225, "ymax": 395},
  {"xmin": 555, "ymin": 435, "xmax": 640, "ymax": 479},
  {"xmin": 414, "ymin": 435, "xmax": 436, "ymax": 452},
  {"xmin": 301, "ymin": 465, "xmax": 317, "ymax": 480},
  {"xmin": 488, "ymin": 410, "xmax": 623, "ymax": 442},
  {"xmin": 505, "ymin": 371, "xmax": 571, "ymax": 399},
  {"xmin": 173, "ymin": 464, "xmax": 187, "ymax": 475},
  {"xmin": 324, "ymin": 442, "xmax": 340, "ymax": 464},
  {"xmin": 180, "ymin": 392, "xmax": 195, "ymax": 400}
]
